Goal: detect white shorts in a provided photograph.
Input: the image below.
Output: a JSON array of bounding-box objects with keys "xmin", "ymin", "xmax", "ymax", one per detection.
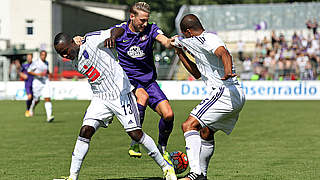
[
  {"xmin": 32, "ymin": 78, "xmax": 51, "ymax": 99},
  {"xmin": 190, "ymin": 85, "xmax": 245, "ymax": 135},
  {"xmin": 82, "ymin": 92, "xmax": 141, "ymax": 132}
]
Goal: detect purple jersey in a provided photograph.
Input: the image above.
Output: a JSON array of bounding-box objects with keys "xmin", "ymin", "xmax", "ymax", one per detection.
[
  {"xmin": 21, "ymin": 63, "xmax": 33, "ymax": 85},
  {"xmin": 113, "ymin": 21, "xmax": 162, "ymax": 86}
]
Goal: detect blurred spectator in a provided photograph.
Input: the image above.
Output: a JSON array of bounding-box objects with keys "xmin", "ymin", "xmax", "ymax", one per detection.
[
  {"xmin": 9, "ymin": 59, "xmax": 21, "ymax": 81},
  {"xmin": 237, "ymin": 40, "xmax": 245, "ymax": 62},
  {"xmin": 241, "ymin": 56, "xmax": 253, "ymax": 80},
  {"xmin": 271, "ymin": 30, "xmax": 279, "ymax": 48},
  {"xmin": 312, "ymin": 18, "xmax": 318, "ymax": 35}
]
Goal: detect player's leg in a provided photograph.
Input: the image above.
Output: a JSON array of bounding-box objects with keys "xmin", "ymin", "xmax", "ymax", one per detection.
[
  {"xmin": 147, "ymin": 82, "xmax": 174, "ymax": 153},
  {"xmin": 135, "ymin": 87, "xmax": 149, "ymax": 125},
  {"xmin": 67, "ymin": 97, "xmax": 110, "ymax": 180},
  {"xmin": 116, "ymin": 92, "xmax": 176, "ymax": 180},
  {"xmin": 69, "ymin": 123, "xmax": 98, "ymax": 180},
  {"xmin": 42, "ymin": 80, "xmax": 54, "ymax": 122},
  {"xmin": 180, "ymin": 115, "xmax": 205, "ymax": 180},
  {"xmin": 24, "ymin": 85, "xmax": 33, "ymax": 117},
  {"xmin": 128, "ymin": 87, "xmax": 149, "ymax": 158},
  {"xmin": 155, "ymin": 100, "xmax": 174, "ymax": 153},
  {"xmin": 127, "ymin": 129, "xmax": 176, "ymax": 180},
  {"xmin": 199, "ymin": 127, "xmax": 215, "ymax": 179},
  {"xmin": 29, "ymin": 80, "xmax": 42, "ymax": 116}
]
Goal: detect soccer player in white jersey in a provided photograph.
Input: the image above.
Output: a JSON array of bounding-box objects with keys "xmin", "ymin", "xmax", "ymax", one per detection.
[
  {"xmin": 172, "ymin": 14, "xmax": 246, "ymax": 180},
  {"xmin": 53, "ymin": 29, "xmax": 176, "ymax": 180},
  {"xmin": 27, "ymin": 50, "xmax": 54, "ymax": 122}
]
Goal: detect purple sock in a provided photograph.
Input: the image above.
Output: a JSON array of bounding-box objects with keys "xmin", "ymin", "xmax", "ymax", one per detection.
[
  {"xmin": 158, "ymin": 118, "xmax": 174, "ymax": 146},
  {"xmin": 26, "ymin": 99, "xmax": 32, "ymax": 110},
  {"xmin": 137, "ymin": 103, "xmax": 146, "ymax": 126}
]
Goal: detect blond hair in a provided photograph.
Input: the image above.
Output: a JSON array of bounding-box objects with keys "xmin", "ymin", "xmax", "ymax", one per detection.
[{"xmin": 129, "ymin": 2, "xmax": 150, "ymax": 15}]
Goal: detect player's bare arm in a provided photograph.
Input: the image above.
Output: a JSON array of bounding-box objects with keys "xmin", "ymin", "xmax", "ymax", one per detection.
[
  {"xmin": 156, "ymin": 34, "xmax": 173, "ymax": 49},
  {"xmin": 19, "ymin": 72, "xmax": 28, "ymax": 80},
  {"xmin": 105, "ymin": 27, "xmax": 125, "ymax": 48},
  {"xmin": 175, "ymin": 47, "xmax": 201, "ymax": 79},
  {"xmin": 28, "ymin": 71, "xmax": 47, "ymax": 77},
  {"xmin": 214, "ymin": 46, "xmax": 237, "ymax": 80}
]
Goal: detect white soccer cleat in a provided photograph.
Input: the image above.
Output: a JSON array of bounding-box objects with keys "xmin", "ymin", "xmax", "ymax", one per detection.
[
  {"xmin": 47, "ymin": 115, "xmax": 55, "ymax": 123},
  {"xmin": 163, "ymin": 151, "xmax": 177, "ymax": 180},
  {"xmin": 163, "ymin": 165, "xmax": 177, "ymax": 180}
]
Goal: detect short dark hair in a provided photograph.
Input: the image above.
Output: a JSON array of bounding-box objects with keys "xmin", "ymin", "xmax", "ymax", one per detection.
[
  {"xmin": 129, "ymin": 2, "xmax": 150, "ymax": 15},
  {"xmin": 54, "ymin": 32, "xmax": 71, "ymax": 47},
  {"xmin": 180, "ymin": 14, "xmax": 204, "ymax": 32}
]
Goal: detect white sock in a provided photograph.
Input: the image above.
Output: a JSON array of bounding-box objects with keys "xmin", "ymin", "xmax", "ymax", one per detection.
[
  {"xmin": 184, "ymin": 130, "xmax": 202, "ymax": 175},
  {"xmin": 44, "ymin": 101, "xmax": 52, "ymax": 118},
  {"xmin": 70, "ymin": 137, "xmax": 90, "ymax": 178},
  {"xmin": 29, "ymin": 99, "xmax": 37, "ymax": 114},
  {"xmin": 200, "ymin": 138, "xmax": 215, "ymax": 176},
  {"xmin": 139, "ymin": 132, "xmax": 167, "ymax": 169}
]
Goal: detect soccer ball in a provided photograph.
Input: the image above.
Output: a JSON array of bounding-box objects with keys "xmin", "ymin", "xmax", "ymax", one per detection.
[{"xmin": 169, "ymin": 151, "xmax": 189, "ymax": 174}]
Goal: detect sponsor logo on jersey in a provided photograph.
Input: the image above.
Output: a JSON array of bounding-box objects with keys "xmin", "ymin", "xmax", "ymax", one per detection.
[
  {"xmin": 127, "ymin": 46, "xmax": 145, "ymax": 58},
  {"xmin": 128, "ymin": 120, "xmax": 134, "ymax": 124},
  {"xmin": 140, "ymin": 35, "xmax": 147, "ymax": 41},
  {"xmin": 123, "ymin": 39, "xmax": 129, "ymax": 43},
  {"xmin": 157, "ymin": 29, "xmax": 164, "ymax": 35},
  {"xmin": 83, "ymin": 50, "xmax": 89, "ymax": 59}
]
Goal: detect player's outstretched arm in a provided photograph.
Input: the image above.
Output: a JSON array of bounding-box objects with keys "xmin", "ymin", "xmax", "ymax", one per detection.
[
  {"xmin": 214, "ymin": 46, "xmax": 237, "ymax": 80},
  {"xmin": 175, "ymin": 47, "xmax": 201, "ymax": 79},
  {"xmin": 156, "ymin": 34, "xmax": 174, "ymax": 49},
  {"xmin": 104, "ymin": 27, "xmax": 125, "ymax": 48}
]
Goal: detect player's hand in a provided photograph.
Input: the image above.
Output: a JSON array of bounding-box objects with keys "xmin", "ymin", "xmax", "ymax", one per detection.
[
  {"xmin": 221, "ymin": 73, "xmax": 237, "ymax": 80},
  {"xmin": 169, "ymin": 35, "xmax": 180, "ymax": 47},
  {"xmin": 73, "ymin": 36, "xmax": 84, "ymax": 45},
  {"xmin": 39, "ymin": 71, "xmax": 47, "ymax": 77},
  {"xmin": 104, "ymin": 37, "xmax": 116, "ymax": 48}
]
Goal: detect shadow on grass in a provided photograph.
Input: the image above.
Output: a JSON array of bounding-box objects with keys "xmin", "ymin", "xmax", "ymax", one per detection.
[{"xmin": 97, "ymin": 177, "xmax": 163, "ymax": 180}]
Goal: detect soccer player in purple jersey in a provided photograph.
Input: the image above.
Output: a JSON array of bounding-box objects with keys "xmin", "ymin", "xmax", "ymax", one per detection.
[
  {"xmin": 107, "ymin": 1, "xmax": 175, "ymax": 159},
  {"xmin": 19, "ymin": 53, "xmax": 34, "ymax": 117}
]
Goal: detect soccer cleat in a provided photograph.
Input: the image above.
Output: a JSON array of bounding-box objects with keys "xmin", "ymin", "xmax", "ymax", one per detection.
[
  {"xmin": 181, "ymin": 172, "xmax": 206, "ymax": 180},
  {"xmin": 128, "ymin": 144, "xmax": 142, "ymax": 158},
  {"xmin": 25, "ymin": 110, "xmax": 31, "ymax": 117},
  {"xmin": 163, "ymin": 164, "xmax": 177, "ymax": 180},
  {"xmin": 163, "ymin": 151, "xmax": 177, "ymax": 180},
  {"xmin": 163, "ymin": 151, "xmax": 173, "ymax": 166},
  {"xmin": 47, "ymin": 115, "xmax": 55, "ymax": 123},
  {"xmin": 53, "ymin": 175, "xmax": 77, "ymax": 180}
]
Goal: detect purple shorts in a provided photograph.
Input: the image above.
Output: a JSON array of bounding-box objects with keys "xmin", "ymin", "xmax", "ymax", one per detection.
[
  {"xmin": 131, "ymin": 80, "xmax": 168, "ymax": 111},
  {"xmin": 25, "ymin": 84, "xmax": 33, "ymax": 95}
]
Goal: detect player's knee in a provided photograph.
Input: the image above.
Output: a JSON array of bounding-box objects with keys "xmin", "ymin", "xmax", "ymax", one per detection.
[
  {"xmin": 181, "ymin": 118, "xmax": 200, "ymax": 132},
  {"xmin": 127, "ymin": 129, "xmax": 143, "ymax": 142},
  {"xmin": 136, "ymin": 89, "xmax": 149, "ymax": 104},
  {"xmin": 181, "ymin": 121, "xmax": 189, "ymax": 132},
  {"xmin": 200, "ymin": 127, "xmax": 214, "ymax": 140},
  {"xmin": 79, "ymin": 125, "xmax": 95, "ymax": 139},
  {"xmin": 162, "ymin": 110, "xmax": 174, "ymax": 122}
]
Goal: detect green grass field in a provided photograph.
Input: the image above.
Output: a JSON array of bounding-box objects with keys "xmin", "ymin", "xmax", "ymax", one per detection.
[{"xmin": 0, "ymin": 100, "xmax": 319, "ymax": 180}]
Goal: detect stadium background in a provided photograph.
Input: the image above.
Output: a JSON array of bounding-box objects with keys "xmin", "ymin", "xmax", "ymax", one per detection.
[{"xmin": 0, "ymin": 0, "xmax": 319, "ymax": 179}]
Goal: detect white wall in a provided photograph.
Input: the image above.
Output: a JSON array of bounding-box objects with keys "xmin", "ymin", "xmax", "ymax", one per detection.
[
  {"xmin": 1, "ymin": 0, "xmax": 53, "ymax": 70},
  {"xmin": 0, "ymin": 0, "xmax": 11, "ymax": 50}
]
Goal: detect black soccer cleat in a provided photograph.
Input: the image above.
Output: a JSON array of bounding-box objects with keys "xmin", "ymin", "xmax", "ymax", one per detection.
[{"xmin": 184, "ymin": 172, "xmax": 206, "ymax": 180}]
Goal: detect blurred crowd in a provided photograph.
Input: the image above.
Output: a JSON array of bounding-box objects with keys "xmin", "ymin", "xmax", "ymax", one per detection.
[{"xmin": 240, "ymin": 20, "xmax": 320, "ymax": 81}]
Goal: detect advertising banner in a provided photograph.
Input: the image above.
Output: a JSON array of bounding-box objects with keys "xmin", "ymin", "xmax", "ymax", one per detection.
[{"xmin": 1, "ymin": 80, "xmax": 320, "ymax": 100}]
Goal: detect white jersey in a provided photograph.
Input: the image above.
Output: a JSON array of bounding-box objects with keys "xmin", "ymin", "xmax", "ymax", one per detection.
[
  {"xmin": 28, "ymin": 59, "xmax": 49, "ymax": 83},
  {"xmin": 175, "ymin": 32, "xmax": 239, "ymax": 88},
  {"xmin": 73, "ymin": 29, "xmax": 133, "ymax": 100}
]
